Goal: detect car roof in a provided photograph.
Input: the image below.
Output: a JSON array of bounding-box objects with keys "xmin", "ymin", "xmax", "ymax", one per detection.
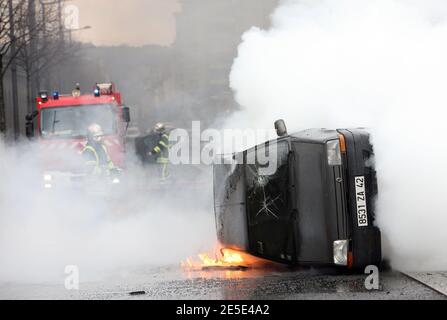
[{"xmin": 218, "ymin": 128, "xmax": 342, "ymax": 159}]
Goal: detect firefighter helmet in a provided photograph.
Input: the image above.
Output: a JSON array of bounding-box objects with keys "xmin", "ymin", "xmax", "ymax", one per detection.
[
  {"xmin": 87, "ymin": 123, "xmax": 104, "ymax": 141},
  {"xmin": 153, "ymin": 122, "xmax": 166, "ymax": 133},
  {"xmin": 72, "ymin": 83, "xmax": 81, "ymax": 97}
]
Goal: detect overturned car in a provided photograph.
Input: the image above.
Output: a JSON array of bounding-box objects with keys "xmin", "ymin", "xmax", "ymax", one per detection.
[{"xmin": 214, "ymin": 121, "xmax": 381, "ymax": 269}]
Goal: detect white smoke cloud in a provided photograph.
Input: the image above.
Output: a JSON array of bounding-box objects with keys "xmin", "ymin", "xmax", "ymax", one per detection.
[
  {"xmin": 0, "ymin": 137, "xmax": 215, "ymax": 283},
  {"xmin": 229, "ymin": 0, "xmax": 447, "ymax": 271}
]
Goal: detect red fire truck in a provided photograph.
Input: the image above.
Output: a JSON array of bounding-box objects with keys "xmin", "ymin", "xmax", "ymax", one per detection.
[{"xmin": 25, "ymin": 83, "xmax": 130, "ymax": 189}]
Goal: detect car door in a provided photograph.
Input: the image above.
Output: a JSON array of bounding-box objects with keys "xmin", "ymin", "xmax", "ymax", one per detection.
[{"xmin": 245, "ymin": 141, "xmax": 296, "ymax": 262}]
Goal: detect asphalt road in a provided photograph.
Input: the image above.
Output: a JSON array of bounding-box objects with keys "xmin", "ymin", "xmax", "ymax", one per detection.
[{"xmin": 0, "ymin": 266, "xmax": 445, "ymax": 300}]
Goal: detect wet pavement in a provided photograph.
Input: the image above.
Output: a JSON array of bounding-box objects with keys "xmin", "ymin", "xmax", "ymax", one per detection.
[
  {"xmin": 401, "ymin": 272, "xmax": 447, "ymax": 296},
  {"xmin": 0, "ymin": 266, "xmax": 445, "ymax": 300}
]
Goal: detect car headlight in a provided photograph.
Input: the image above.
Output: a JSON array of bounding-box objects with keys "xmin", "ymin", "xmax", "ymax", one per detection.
[
  {"xmin": 112, "ymin": 178, "xmax": 120, "ymax": 184},
  {"xmin": 327, "ymin": 140, "xmax": 342, "ymax": 166},
  {"xmin": 44, "ymin": 174, "xmax": 52, "ymax": 182},
  {"xmin": 333, "ymin": 240, "xmax": 349, "ymax": 266}
]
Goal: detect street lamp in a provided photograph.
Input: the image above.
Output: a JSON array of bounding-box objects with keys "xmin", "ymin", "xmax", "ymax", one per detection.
[
  {"xmin": 66, "ymin": 25, "xmax": 92, "ymax": 42},
  {"xmin": 37, "ymin": 0, "xmax": 91, "ymax": 90},
  {"xmin": 39, "ymin": 1, "xmax": 92, "ymax": 40},
  {"xmin": 67, "ymin": 25, "xmax": 92, "ymax": 32}
]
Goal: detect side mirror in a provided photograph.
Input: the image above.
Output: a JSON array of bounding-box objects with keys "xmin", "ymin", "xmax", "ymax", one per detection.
[
  {"xmin": 25, "ymin": 111, "xmax": 38, "ymax": 139},
  {"xmin": 122, "ymin": 106, "xmax": 131, "ymax": 123},
  {"xmin": 275, "ymin": 119, "xmax": 288, "ymax": 137},
  {"xmin": 25, "ymin": 111, "xmax": 38, "ymax": 122}
]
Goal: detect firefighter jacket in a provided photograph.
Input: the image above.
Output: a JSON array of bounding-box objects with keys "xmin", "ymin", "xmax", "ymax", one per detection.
[
  {"xmin": 82, "ymin": 142, "xmax": 115, "ymax": 175},
  {"xmin": 152, "ymin": 132, "xmax": 170, "ymax": 164}
]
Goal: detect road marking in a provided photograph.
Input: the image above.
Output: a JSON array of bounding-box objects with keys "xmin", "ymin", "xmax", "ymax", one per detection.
[{"xmin": 401, "ymin": 271, "xmax": 447, "ymax": 297}]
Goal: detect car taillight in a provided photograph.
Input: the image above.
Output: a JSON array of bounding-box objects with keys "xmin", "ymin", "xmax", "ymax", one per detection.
[{"xmin": 348, "ymin": 251, "xmax": 354, "ymax": 269}]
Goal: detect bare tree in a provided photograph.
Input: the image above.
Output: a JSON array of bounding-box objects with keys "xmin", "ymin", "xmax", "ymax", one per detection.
[
  {"xmin": 8, "ymin": 0, "xmax": 20, "ymax": 139},
  {"xmin": 0, "ymin": 0, "xmax": 27, "ymax": 134},
  {"xmin": 15, "ymin": 0, "xmax": 64, "ymax": 114},
  {"xmin": 0, "ymin": 0, "xmax": 71, "ymax": 137}
]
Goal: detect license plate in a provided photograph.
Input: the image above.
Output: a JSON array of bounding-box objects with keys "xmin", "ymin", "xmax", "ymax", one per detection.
[{"xmin": 355, "ymin": 176, "xmax": 369, "ymax": 227}]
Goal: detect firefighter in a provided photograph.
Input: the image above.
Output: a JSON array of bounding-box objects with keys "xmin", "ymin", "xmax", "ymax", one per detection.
[
  {"xmin": 147, "ymin": 122, "xmax": 170, "ymax": 181},
  {"xmin": 82, "ymin": 123, "xmax": 116, "ymax": 176}
]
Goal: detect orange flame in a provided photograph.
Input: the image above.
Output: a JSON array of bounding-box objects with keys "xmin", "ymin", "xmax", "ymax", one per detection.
[{"xmin": 181, "ymin": 247, "xmax": 248, "ymax": 270}]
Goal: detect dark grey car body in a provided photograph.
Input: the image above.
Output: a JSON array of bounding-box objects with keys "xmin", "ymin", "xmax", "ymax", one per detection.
[{"xmin": 214, "ymin": 128, "xmax": 381, "ymax": 269}]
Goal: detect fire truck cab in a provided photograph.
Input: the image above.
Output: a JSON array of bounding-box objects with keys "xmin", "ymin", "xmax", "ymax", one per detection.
[{"xmin": 25, "ymin": 83, "xmax": 130, "ymax": 188}]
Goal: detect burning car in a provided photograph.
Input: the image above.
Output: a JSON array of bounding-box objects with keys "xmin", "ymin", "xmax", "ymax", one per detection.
[{"xmin": 213, "ymin": 120, "xmax": 382, "ymax": 270}]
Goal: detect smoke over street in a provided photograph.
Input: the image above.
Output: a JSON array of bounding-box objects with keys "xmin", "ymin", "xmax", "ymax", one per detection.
[{"xmin": 0, "ymin": 138, "xmax": 215, "ymax": 283}]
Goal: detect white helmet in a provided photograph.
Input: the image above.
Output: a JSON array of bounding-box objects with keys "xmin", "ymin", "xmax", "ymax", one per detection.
[
  {"xmin": 153, "ymin": 122, "xmax": 166, "ymax": 133},
  {"xmin": 88, "ymin": 123, "xmax": 104, "ymax": 140}
]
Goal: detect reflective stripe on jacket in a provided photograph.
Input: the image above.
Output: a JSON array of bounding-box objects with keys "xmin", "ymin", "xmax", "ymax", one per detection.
[
  {"xmin": 152, "ymin": 133, "xmax": 170, "ymax": 161},
  {"xmin": 152, "ymin": 133, "xmax": 170, "ymax": 154},
  {"xmin": 82, "ymin": 144, "xmax": 115, "ymax": 174}
]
